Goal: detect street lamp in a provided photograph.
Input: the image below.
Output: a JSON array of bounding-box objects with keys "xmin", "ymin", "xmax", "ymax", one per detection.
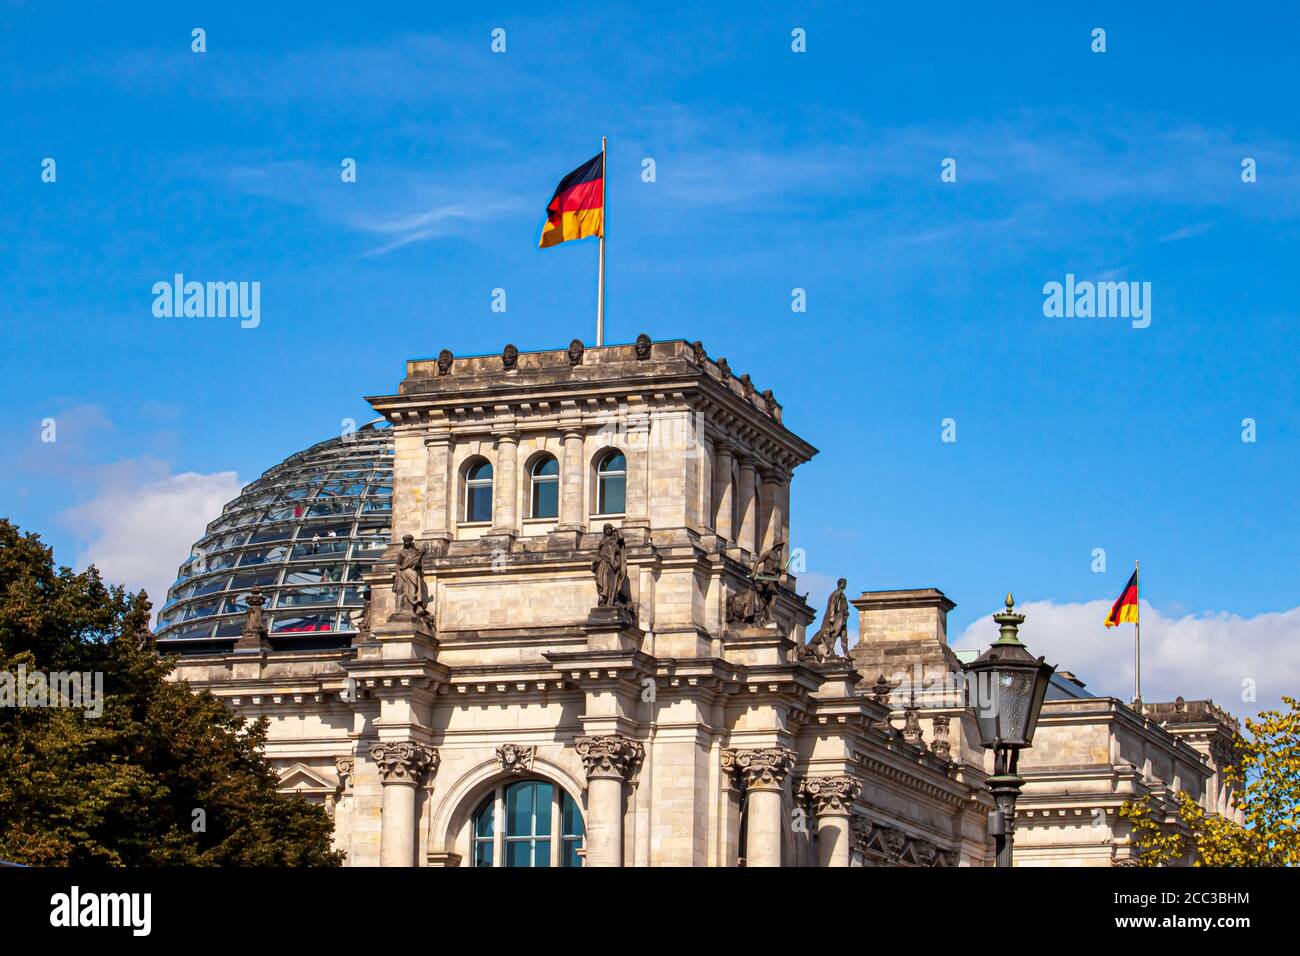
[{"xmin": 964, "ymin": 593, "xmax": 1056, "ymax": 867}]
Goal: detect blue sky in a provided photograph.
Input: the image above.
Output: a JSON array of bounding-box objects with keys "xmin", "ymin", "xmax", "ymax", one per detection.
[{"xmin": 2, "ymin": 2, "xmax": 1297, "ymax": 711}]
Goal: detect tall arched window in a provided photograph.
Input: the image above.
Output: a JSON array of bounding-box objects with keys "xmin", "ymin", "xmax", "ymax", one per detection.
[
  {"xmin": 529, "ymin": 455, "xmax": 560, "ymax": 519},
  {"xmin": 596, "ymin": 451, "xmax": 626, "ymax": 515},
  {"xmin": 463, "ymin": 459, "xmax": 493, "ymax": 523},
  {"xmin": 471, "ymin": 779, "xmax": 585, "ymax": 867}
]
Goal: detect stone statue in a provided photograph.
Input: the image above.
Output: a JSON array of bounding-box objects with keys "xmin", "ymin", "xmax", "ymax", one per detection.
[
  {"xmin": 392, "ymin": 535, "xmax": 430, "ymax": 619},
  {"xmin": 807, "ymin": 577, "xmax": 850, "ymax": 660},
  {"xmin": 568, "ymin": 338, "xmax": 584, "ymax": 366},
  {"xmin": 244, "ymin": 587, "xmax": 267, "ymax": 636},
  {"xmin": 592, "ymin": 523, "xmax": 629, "ymax": 608},
  {"xmin": 726, "ymin": 541, "xmax": 785, "ymax": 626}
]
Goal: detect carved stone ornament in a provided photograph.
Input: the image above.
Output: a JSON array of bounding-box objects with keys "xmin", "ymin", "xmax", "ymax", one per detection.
[
  {"xmin": 437, "ymin": 349, "xmax": 453, "ymax": 375},
  {"xmin": 850, "ymin": 815, "xmax": 873, "ymax": 852},
  {"xmin": 335, "ymin": 756, "xmax": 355, "ymax": 791},
  {"xmin": 239, "ymin": 587, "xmax": 269, "ymax": 644},
  {"xmin": 716, "ymin": 356, "xmax": 731, "ymax": 379},
  {"xmin": 497, "ymin": 743, "xmax": 536, "ymax": 775},
  {"xmin": 502, "ymin": 343, "xmax": 519, "ymax": 370},
  {"xmin": 913, "ymin": 840, "xmax": 938, "ymax": 867},
  {"xmin": 567, "ymin": 338, "xmax": 585, "ymax": 366},
  {"xmin": 634, "ymin": 332, "xmax": 652, "ymax": 359},
  {"xmin": 740, "ymin": 373, "xmax": 754, "ymax": 400},
  {"xmin": 930, "ymin": 715, "xmax": 952, "ymax": 758},
  {"xmin": 575, "ymin": 734, "xmax": 644, "ymax": 782},
  {"xmin": 798, "ymin": 775, "xmax": 862, "ymax": 816},
  {"xmin": 881, "ymin": 826, "xmax": 908, "ymax": 863},
  {"xmin": 761, "ymin": 388, "xmax": 778, "ymax": 419},
  {"xmin": 369, "ymin": 741, "xmax": 438, "ymax": 784},
  {"xmin": 871, "ymin": 674, "xmax": 894, "ymax": 705},
  {"xmin": 690, "ymin": 340, "xmax": 707, "ymax": 365},
  {"xmin": 722, "ymin": 746, "xmax": 797, "ymax": 791},
  {"xmin": 901, "ymin": 702, "xmax": 923, "ymax": 746}
]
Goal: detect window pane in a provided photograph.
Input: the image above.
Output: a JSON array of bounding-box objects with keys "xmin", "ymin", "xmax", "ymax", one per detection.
[
  {"xmin": 600, "ymin": 453, "xmax": 626, "ymax": 473},
  {"xmin": 506, "ymin": 782, "xmax": 534, "ymax": 836},
  {"xmin": 562, "ymin": 792, "xmax": 584, "ymax": 837},
  {"xmin": 532, "ymin": 479, "xmax": 558, "ymax": 519},
  {"xmin": 474, "ymin": 840, "xmax": 494, "ymax": 868},
  {"xmin": 563, "ymin": 839, "xmax": 583, "ymax": 868},
  {"xmin": 505, "ymin": 840, "xmax": 532, "ymax": 868},
  {"xmin": 467, "ymin": 485, "xmax": 492, "ymax": 522},
  {"xmin": 599, "ymin": 475, "xmax": 626, "ymax": 514},
  {"xmin": 475, "ymin": 797, "xmax": 494, "ymax": 838},
  {"xmin": 532, "ymin": 456, "xmax": 559, "ymax": 477},
  {"xmin": 534, "ymin": 782, "xmax": 553, "ymax": 835},
  {"xmin": 533, "ymin": 839, "xmax": 551, "ymax": 867},
  {"xmin": 467, "ymin": 460, "xmax": 493, "ymax": 481}
]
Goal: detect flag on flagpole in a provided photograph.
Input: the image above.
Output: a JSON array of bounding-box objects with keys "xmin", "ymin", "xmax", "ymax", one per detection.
[
  {"xmin": 1104, "ymin": 568, "xmax": 1139, "ymax": 627},
  {"xmin": 539, "ymin": 152, "xmax": 604, "ymax": 249}
]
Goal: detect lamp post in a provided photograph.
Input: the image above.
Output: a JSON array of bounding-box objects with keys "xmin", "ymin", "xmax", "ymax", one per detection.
[{"xmin": 964, "ymin": 594, "xmax": 1055, "ymax": 867}]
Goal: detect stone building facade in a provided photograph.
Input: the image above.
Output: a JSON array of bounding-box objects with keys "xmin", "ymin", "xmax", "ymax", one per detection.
[{"xmin": 164, "ymin": 338, "xmax": 1241, "ymax": 866}]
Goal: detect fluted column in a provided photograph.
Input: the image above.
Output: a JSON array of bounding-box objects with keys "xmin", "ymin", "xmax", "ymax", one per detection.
[
  {"xmin": 576, "ymin": 734, "xmax": 644, "ymax": 867},
  {"xmin": 736, "ymin": 458, "xmax": 758, "ymax": 553},
  {"xmin": 370, "ymin": 741, "xmax": 438, "ymax": 867},
  {"xmin": 799, "ymin": 775, "xmax": 861, "ymax": 867},
  {"xmin": 422, "ymin": 432, "xmax": 453, "ymax": 541},
  {"xmin": 758, "ymin": 468, "xmax": 786, "ymax": 552},
  {"xmin": 713, "ymin": 442, "xmax": 735, "ymax": 542},
  {"xmin": 724, "ymin": 747, "xmax": 796, "ymax": 867},
  {"xmin": 557, "ymin": 426, "xmax": 586, "ymax": 530},
  {"xmin": 491, "ymin": 430, "xmax": 519, "ymax": 535}
]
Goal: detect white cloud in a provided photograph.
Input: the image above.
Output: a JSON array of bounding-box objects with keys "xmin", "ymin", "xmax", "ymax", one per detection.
[
  {"xmin": 60, "ymin": 461, "xmax": 242, "ymax": 621},
  {"xmin": 954, "ymin": 599, "xmax": 1300, "ymax": 718}
]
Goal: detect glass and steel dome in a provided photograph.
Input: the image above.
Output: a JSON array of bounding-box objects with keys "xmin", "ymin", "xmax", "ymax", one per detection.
[{"xmin": 154, "ymin": 421, "xmax": 394, "ymax": 654}]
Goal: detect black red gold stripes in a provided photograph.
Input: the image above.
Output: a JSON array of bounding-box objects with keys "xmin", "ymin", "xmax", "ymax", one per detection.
[
  {"xmin": 539, "ymin": 152, "xmax": 604, "ymax": 249},
  {"xmin": 1104, "ymin": 569, "xmax": 1139, "ymax": 627}
]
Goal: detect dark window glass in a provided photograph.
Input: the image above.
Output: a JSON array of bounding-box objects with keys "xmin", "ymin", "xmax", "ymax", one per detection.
[
  {"xmin": 276, "ymin": 586, "xmax": 339, "ymax": 608},
  {"xmin": 597, "ymin": 452, "xmax": 626, "ymax": 515},
  {"xmin": 464, "ymin": 459, "xmax": 493, "ymax": 523},
  {"xmin": 530, "ymin": 456, "xmax": 560, "ymax": 519}
]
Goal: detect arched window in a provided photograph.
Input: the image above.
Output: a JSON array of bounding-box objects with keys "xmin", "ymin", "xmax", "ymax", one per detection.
[
  {"xmin": 596, "ymin": 451, "xmax": 626, "ymax": 515},
  {"xmin": 463, "ymin": 459, "xmax": 493, "ymax": 523},
  {"xmin": 472, "ymin": 779, "xmax": 585, "ymax": 867},
  {"xmin": 529, "ymin": 455, "xmax": 560, "ymax": 519}
]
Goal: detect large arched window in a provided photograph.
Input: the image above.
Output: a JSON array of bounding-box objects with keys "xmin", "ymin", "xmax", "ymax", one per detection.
[
  {"xmin": 529, "ymin": 455, "xmax": 560, "ymax": 519},
  {"xmin": 472, "ymin": 779, "xmax": 585, "ymax": 867},
  {"xmin": 463, "ymin": 459, "xmax": 493, "ymax": 523},
  {"xmin": 595, "ymin": 451, "xmax": 626, "ymax": 515}
]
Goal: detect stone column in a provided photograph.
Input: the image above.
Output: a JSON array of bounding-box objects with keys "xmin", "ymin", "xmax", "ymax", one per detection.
[
  {"xmin": 713, "ymin": 442, "xmax": 735, "ymax": 542},
  {"xmin": 422, "ymin": 432, "xmax": 453, "ymax": 542},
  {"xmin": 799, "ymin": 775, "xmax": 861, "ymax": 867},
  {"xmin": 370, "ymin": 741, "xmax": 438, "ymax": 867},
  {"xmin": 575, "ymin": 734, "xmax": 644, "ymax": 867},
  {"xmin": 557, "ymin": 426, "xmax": 586, "ymax": 530},
  {"xmin": 724, "ymin": 747, "xmax": 796, "ymax": 867},
  {"xmin": 736, "ymin": 458, "xmax": 758, "ymax": 553},
  {"xmin": 491, "ymin": 430, "xmax": 519, "ymax": 535},
  {"xmin": 758, "ymin": 468, "xmax": 786, "ymax": 552}
]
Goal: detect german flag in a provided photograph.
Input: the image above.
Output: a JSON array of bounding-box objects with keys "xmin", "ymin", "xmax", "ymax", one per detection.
[
  {"xmin": 1104, "ymin": 568, "xmax": 1139, "ymax": 627},
  {"xmin": 539, "ymin": 152, "xmax": 604, "ymax": 249}
]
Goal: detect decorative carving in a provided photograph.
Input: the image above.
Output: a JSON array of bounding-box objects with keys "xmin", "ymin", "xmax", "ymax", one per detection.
[
  {"xmin": 634, "ymin": 332, "xmax": 652, "ymax": 360},
  {"xmin": 239, "ymin": 587, "xmax": 270, "ymax": 646},
  {"xmin": 496, "ymin": 744, "xmax": 536, "ymax": 775},
  {"xmin": 799, "ymin": 577, "xmax": 850, "ymax": 663},
  {"xmin": 798, "ymin": 775, "xmax": 862, "ymax": 815},
  {"xmin": 348, "ymin": 584, "xmax": 373, "ymax": 640},
  {"xmin": 437, "ymin": 349, "xmax": 453, "ymax": 375},
  {"xmin": 725, "ymin": 541, "xmax": 785, "ymax": 627},
  {"xmin": 591, "ymin": 523, "xmax": 631, "ymax": 609},
  {"xmin": 716, "ymin": 356, "xmax": 731, "ymax": 379},
  {"xmin": 761, "ymin": 388, "xmax": 779, "ymax": 420},
  {"xmin": 722, "ymin": 747, "xmax": 797, "ymax": 790},
  {"xmin": 850, "ymin": 815, "xmax": 873, "ymax": 853},
  {"xmin": 502, "ymin": 343, "xmax": 519, "ymax": 370},
  {"xmin": 740, "ymin": 373, "xmax": 754, "ymax": 400},
  {"xmin": 335, "ymin": 756, "xmax": 354, "ymax": 791},
  {"xmin": 901, "ymin": 700, "xmax": 924, "ymax": 746},
  {"xmin": 369, "ymin": 741, "xmax": 437, "ymax": 784},
  {"xmin": 913, "ymin": 840, "xmax": 938, "ymax": 867},
  {"xmin": 881, "ymin": 826, "xmax": 908, "ymax": 863},
  {"xmin": 690, "ymin": 340, "xmax": 707, "ymax": 365},
  {"xmin": 930, "ymin": 715, "xmax": 951, "ymax": 758},
  {"xmin": 575, "ymin": 734, "xmax": 644, "ymax": 781},
  {"xmin": 391, "ymin": 534, "xmax": 432, "ymax": 623},
  {"xmin": 871, "ymin": 674, "xmax": 894, "ymax": 706},
  {"xmin": 567, "ymin": 338, "xmax": 585, "ymax": 366}
]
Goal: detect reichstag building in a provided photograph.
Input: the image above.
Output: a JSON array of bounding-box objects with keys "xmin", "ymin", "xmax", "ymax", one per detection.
[{"xmin": 156, "ymin": 337, "xmax": 1241, "ymax": 866}]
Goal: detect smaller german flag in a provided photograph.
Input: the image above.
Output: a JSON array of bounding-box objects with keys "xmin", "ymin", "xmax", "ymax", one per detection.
[
  {"xmin": 1104, "ymin": 568, "xmax": 1139, "ymax": 627},
  {"xmin": 539, "ymin": 152, "xmax": 604, "ymax": 249}
]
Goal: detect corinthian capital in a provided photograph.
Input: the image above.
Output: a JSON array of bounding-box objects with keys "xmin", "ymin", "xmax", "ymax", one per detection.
[
  {"xmin": 575, "ymin": 734, "xmax": 644, "ymax": 782},
  {"xmin": 722, "ymin": 747, "xmax": 797, "ymax": 791},
  {"xmin": 369, "ymin": 741, "xmax": 438, "ymax": 784},
  {"xmin": 798, "ymin": 775, "xmax": 862, "ymax": 815}
]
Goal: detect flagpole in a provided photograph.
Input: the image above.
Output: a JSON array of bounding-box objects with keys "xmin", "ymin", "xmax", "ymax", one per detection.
[
  {"xmin": 1134, "ymin": 559, "xmax": 1141, "ymax": 706},
  {"xmin": 596, "ymin": 136, "xmax": 606, "ymax": 347}
]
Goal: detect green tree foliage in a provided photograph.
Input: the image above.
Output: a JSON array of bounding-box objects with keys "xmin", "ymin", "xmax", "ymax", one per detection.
[
  {"xmin": 0, "ymin": 519, "xmax": 342, "ymax": 865},
  {"xmin": 1119, "ymin": 696, "xmax": 1300, "ymax": 867}
]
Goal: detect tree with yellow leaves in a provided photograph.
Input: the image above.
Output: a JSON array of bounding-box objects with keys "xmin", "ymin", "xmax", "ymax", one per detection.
[{"xmin": 1119, "ymin": 696, "xmax": 1300, "ymax": 866}]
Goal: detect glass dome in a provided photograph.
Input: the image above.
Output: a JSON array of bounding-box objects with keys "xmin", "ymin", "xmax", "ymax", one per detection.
[{"xmin": 154, "ymin": 421, "xmax": 394, "ymax": 654}]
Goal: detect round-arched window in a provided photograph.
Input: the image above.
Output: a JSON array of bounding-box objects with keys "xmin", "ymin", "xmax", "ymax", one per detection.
[
  {"xmin": 464, "ymin": 459, "xmax": 494, "ymax": 523},
  {"xmin": 530, "ymin": 455, "xmax": 560, "ymax": 519},
  {"xmin": 595, "ymin": 451, "xmax": 626, "ymax": 516},
  {"xmin": 472, "ymin": 779, "xmax": 585, "ymax": 867}
]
